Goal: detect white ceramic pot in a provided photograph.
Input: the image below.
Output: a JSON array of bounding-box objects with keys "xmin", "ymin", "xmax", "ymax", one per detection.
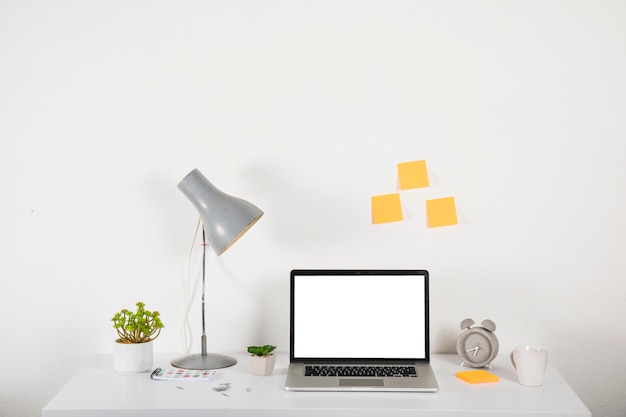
[
  {"xmin": 249, "ymin": 354, "xmax": 276, "ymax": 376},
  {"xmin": 113, "ymin": 339, "xmax": 154, "ymax": 373}
]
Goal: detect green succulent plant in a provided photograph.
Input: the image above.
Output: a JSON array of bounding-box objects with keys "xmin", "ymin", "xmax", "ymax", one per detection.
[
  {"xmin": 247, "ymin": 344, "xmax": 276, "ymax": 357},
  {"xmin": 111, "ymin": 302, "xmax": 164, "ymax": 344}
]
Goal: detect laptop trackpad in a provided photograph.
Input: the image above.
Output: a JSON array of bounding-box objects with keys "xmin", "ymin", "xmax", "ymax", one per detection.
[{"xmin": 339, "ymin": 379, "xmax": 384, "ymax": 387}]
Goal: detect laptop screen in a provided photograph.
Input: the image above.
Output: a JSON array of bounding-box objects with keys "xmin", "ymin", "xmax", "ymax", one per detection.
[{"xmin": 290, "ymin": 270, "xmax": 430, "ymax": 363}]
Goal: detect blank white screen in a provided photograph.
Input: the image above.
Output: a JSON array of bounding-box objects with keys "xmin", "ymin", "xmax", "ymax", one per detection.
[{"xmin": 293, "ymin": 274, "xmax": 426, "ymax": 359}]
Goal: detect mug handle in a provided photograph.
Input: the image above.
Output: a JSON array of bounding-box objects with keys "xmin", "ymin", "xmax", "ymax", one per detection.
[{"xmin": 510, "ymin": 350, "xmax": 517, "ymax": 370}]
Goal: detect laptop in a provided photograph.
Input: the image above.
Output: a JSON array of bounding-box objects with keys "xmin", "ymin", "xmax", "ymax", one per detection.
[{"xmin": 285, "ymin": 269, "xmax": 439, "ymax": 392}]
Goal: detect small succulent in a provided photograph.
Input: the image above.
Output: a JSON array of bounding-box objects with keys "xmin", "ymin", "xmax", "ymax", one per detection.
[
  {"xmin": 247, "ymin": 344, "xmax": 276, "ymax": 357},
  {"xmin": 111, "ymin": 302, "xmax": 164, "ymax": 344}
]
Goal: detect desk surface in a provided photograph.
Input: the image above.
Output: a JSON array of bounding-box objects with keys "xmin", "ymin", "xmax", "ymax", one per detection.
[{"xmin": 42, "ymin": 353, "xmax": 591, "ymax": 417}]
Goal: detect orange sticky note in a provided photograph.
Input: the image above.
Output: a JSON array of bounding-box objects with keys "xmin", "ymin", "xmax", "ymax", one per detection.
[
  {"xmin": 456, "ymin": 370, "xmax": 499, "ymax": 384},
  {"xmin": 371, "ymin": 193, "xmax": 403, "ymax": 224},
  {"xmin": 426, "ymin": 196, "xmax": 458, "ymax": 228},
  {"xmin": 398, "ymin": 160, "xmax": 430, "ymax": 190}
]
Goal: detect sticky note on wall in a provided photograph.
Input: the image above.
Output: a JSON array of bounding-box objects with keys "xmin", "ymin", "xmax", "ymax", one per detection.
[
  {"xmin": 398, "ymin": 160, "xmax": 429, "ymax": 190},
  {"xmin": 371, "ymin": 193, "xmax": 403, "ymax": 224},
  {"xmin": 426, "ymin": 196, "xmax": 458, "ymax": 227}
]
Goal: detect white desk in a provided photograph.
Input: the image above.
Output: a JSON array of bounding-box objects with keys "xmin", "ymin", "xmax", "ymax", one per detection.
[{"xmin": 42, "ymin": 353, "xmax": 591, "ymax": 417}]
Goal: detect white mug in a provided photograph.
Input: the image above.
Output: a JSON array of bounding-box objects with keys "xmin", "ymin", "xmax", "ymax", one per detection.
[{"xmin": 510, "ymin": 345, "xmax": 548, "ymax": 386}]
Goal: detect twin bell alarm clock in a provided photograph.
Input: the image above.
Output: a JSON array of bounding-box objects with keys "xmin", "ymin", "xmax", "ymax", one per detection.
[{"xmin": 456, "ymin": 318, "xmax": 499, "ymax": 368}]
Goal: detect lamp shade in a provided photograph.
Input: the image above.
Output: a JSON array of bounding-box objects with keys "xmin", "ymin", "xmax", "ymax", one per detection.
[{"xmin": 178, "ymin": 169, "xmax": 264, "ymax": 255}]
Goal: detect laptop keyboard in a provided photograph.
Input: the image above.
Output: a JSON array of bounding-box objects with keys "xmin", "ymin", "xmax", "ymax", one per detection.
[{"xmin": 305, "ymin": 365, "xmax": 417, "ymax": 377}]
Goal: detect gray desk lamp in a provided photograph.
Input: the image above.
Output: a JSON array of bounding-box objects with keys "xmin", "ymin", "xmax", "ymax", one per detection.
[{"xmin": 172, "ymin": 168, "xmax": 263, "ymax": 370}]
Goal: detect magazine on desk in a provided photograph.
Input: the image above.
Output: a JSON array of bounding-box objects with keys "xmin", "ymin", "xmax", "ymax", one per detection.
[{"xmin": 150, "ymin": 368, "xmax": 216, "ymax": 381}]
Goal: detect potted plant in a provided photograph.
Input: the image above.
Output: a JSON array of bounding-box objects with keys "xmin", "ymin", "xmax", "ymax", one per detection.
[
  {"xmin": 111, "ymin": 301, "xmax": 164, "ymax": 373},
  {"xmin": 247, "ymin": 345, "xmax": 277, "ymax": 376}
]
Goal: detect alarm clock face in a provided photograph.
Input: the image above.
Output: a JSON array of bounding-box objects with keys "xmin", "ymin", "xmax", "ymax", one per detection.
[{"xmin": 457, "ymin": 328, "xmax": 499, "ymax": 368}]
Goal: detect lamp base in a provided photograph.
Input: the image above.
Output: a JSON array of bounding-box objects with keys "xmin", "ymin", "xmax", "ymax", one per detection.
[{"xmin": 171, "ymin": 353, "xmax": 237, "ymax": 370}]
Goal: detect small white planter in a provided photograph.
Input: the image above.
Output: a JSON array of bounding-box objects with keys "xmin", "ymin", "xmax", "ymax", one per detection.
[
  {"xmin": 249, "ymin": 354, "xmax": 276, "ymax": 376},
  {"xmin": 113, "ymin": 339, "xmax": 154, "ymax": 373}
]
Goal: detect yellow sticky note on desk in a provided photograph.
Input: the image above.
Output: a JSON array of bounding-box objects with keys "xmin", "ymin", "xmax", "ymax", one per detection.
[
  {"xmin": 371, "ymin": 193, "xmax": 403, "ymax": 224},
  {"xmin": 456, "ymin": 370, "xmax": 499, "ymax": 384}
]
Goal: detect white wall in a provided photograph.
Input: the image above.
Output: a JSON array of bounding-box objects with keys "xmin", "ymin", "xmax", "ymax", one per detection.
[{"xmin": 1, "ymin": 1, "xmax": 624, "ymax": 416}]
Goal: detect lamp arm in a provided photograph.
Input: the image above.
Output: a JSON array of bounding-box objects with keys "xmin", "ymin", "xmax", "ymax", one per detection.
[{"xmin": 201, "ymin": 229, "xmax": 208, "ymax": 356}]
